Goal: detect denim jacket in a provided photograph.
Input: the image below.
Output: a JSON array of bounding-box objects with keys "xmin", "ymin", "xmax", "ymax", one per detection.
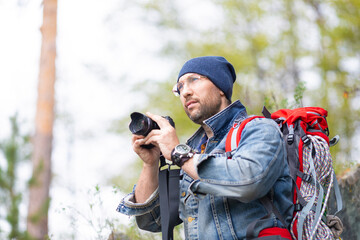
[{"xmin": 117, "ymin": 100, "xmax": 294, "ymax": 240}]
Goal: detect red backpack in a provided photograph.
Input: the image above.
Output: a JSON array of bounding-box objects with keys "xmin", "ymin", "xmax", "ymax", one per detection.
[{"xmin": 225, "ymin": 107, "xmax": 343, "ymax": 240}]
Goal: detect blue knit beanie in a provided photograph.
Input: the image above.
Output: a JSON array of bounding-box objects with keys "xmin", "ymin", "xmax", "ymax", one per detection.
[{"xmin": 177, "ymin": 56, "xmax": 236, "ymax": 100}]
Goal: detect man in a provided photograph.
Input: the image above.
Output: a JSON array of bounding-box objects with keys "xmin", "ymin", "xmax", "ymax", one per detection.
[{"xmin": 117, "ymin": 56, "xmax": 294, "ymax": 239}]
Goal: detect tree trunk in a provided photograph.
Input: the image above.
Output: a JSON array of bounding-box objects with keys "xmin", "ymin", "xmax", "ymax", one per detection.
[{"xmin": 27, "ymin": 0, "xmax": 57, "ymax": 239}]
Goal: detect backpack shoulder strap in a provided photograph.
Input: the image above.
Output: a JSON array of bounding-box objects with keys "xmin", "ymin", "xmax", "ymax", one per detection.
[
  {"xmin": 226, "ymin": 113, "xmax": 293, "ymax": 239},
  {"xmin": 225, "ymin": 116, "xmax": 264, "ymax": 153}
]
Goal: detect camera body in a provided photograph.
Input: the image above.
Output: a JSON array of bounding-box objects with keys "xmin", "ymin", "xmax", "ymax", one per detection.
[{"xmin": 129, "ymin": 112, "xmax": 175, "ymax": 148}]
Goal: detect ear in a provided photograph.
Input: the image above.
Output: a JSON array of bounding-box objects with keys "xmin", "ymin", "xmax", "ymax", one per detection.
[{"xmin": 220, "ymin": 90, "xmax": 225, "ymax": 96}]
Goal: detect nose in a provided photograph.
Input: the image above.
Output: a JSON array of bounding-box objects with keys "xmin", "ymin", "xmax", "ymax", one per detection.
[{"xmin": 180, "ymin": 81, "xmax": 193, "ymax": 97}]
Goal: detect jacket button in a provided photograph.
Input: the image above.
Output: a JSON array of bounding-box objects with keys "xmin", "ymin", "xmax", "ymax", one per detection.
[
  {"xmin": 181, "ymin": 192, "xmax": 186, "ymax": 197},
  {"xmin": 188, "ymin": 217, "xmax": 195, "ymax": 223}
]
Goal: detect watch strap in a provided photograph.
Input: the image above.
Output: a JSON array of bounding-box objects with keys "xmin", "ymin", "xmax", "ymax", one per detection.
[{"xmin": 174, "ymin": 154, "xmax": 192, "ymax": 167}]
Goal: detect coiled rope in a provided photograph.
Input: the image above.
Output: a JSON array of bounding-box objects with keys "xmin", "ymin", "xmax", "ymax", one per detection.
[{"xmin": 290, "ymin": 135, "xmax": 335, "ymax": 240}]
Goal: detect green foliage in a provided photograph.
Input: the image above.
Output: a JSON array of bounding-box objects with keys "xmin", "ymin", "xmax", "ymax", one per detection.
[
  {"xmin": 118, "ymin": 220, "xmax": 161, "ymax": 240},
  {"xmin": 115, "ymin": 219, "xmax": 183, "ymax": 240},
  {"xmin": 135, "ymin": 0, "xmax": 360, "ymax": 172},
  {"xmin": 0, "ymin": 115, "xmax": 32, "ymax": 240},
  {"xmin": 293, "ymin": 81, "xmax": 306, "ymax": 108}
]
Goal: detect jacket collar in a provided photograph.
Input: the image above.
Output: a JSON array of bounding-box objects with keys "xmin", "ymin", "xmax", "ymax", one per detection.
[{"xmin": 187, "ymin": 100, "xmax": 247, "ymax": 144}]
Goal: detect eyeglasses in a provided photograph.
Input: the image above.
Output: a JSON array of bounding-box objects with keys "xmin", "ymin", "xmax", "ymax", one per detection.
[{"xmin": 172, "ymin": 75, "xmax": 207, "ymax": 97}]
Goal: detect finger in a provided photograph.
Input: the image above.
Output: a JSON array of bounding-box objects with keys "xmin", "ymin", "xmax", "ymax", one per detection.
[
  {"xmin": 132, "ymin": 135, "xmax": 144, "ymax": 145},
  {"xmin": 146, "ymin": 112, "xmax": 172, "ymax": 129},
  {"xmin": 144, "ymin": 129, "xmax": 161, "ymax": 139},
  {"xmin": 132, "ymin": 134, "xmax": 145, "ymax": 141},
  {"xmin": 133, "ymin": 138, "xmax": 146, "ymax": 148},
  {"xmin": 143, "ymin": 131, "xmax": 161, "ymax": 145},
  {"xmin": 144, "ymin": 135, "xmax": 160, "ymax": 146}
]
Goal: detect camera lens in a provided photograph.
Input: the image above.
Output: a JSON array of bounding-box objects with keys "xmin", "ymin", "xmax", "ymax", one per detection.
[
  {"xmin": 129, "ymin": 112, "xmax": 175, "ymax": 136},
  {"xmin": 133, "ymin": 117, "xmax": 146, "ymax": 132},
  {"xmin": 129, "ymin": 112, "xmax": 175, "ymax": 148},
  {"xmin": 129, "ymin": 112, "xmax": 153, "ymax": 136}
]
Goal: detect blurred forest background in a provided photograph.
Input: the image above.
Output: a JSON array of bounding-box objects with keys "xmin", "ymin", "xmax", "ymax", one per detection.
[{"xmin": 0, "ymin": 0, "xmax": 359, "ymax": 239}]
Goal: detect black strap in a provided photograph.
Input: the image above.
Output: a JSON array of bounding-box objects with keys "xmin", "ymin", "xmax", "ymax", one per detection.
[
  {"xmin": 159, "ymin": 156, "xmax": 170, "ymax": 240},
  {"xmin": 246, "ymin": 195, "xmax": 288, "ymax": 239},
  {"xmin": 158, "ymin": 155, "xmax": 182, "ymax": 240},
  {"xmin": 260, "ymin": 197, "xmax": 287, "ymax": 227},
  {"xmin": 284, "ymin": 123, "xmax": 311, "ymax": 209},
  {"xmin": 293, "ymin": 179, "xmax": 308, "ymax": 208},
  {"xmin": 262, "ymin": 106, "xmax": 272, "ymax": 119},
  {"xmin": 296, "ymin": 170, "xmax": 313, "ymax": 184},
  {"xmin": 246, "ymin": 208, "xmax": 272, "ymax": 240}
]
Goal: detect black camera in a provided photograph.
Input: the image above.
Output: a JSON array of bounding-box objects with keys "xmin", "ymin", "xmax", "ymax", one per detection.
[{"xmin": 129, "ymin": 112, "xmax": 175, "ymax": 148}]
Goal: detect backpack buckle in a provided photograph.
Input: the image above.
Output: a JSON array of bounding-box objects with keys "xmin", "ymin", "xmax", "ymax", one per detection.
[
  {"xmin": 287, "ymin": 125, "xmax": 295, "ymax": 145},
  {"xmin": 302, "ymin": 173, "xmax": 312, "ymax": 183},
  {"xmin": 329, "ymin": 135, "xmax": 340, "ymax": 147},
  {"xmin": 287, "ymin": 134, "xmax": 294, "ymax": 144},
  {"xmin": 294, "ymin": 203, "xmax": 303, "ymax": 211},
  {"xmin": 301, "ymin": 135, "xmax": 311, "ymax": 146}
]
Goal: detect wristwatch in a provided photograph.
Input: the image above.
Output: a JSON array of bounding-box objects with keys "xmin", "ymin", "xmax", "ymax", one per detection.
[{"xmin": 171, "ymin": 144, "xmax": 194, "ymax": 167}]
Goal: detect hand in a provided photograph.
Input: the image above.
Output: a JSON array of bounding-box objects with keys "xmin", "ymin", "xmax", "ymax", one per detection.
[
  {"xmin": 143, "ymin": 112, "xmax": 180, "ymax": 160},
  {"xmin": 132, "ymin": 134, "xmax": 161, "ymax": 167}
]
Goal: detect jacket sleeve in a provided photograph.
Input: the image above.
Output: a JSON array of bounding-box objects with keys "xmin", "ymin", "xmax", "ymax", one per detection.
[
  {"xmin": 189, "ymin": 118, "xmax": 287, "ymax": 203},
  {"xmin": 116, "ymin": 186, "xmax": 161, "ymax": 232}
]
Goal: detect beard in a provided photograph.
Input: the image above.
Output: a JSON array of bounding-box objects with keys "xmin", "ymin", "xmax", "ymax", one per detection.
[{"xmin": 184, "ymin": 93, "xmax": 223, "ymax": 125}]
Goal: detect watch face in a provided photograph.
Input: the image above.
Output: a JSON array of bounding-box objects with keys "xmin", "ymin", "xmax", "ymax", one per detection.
[
  {"xmin": 172, "ymin": 144, "xmax": 193, "ymax": 167},
  {"xmin": 175, "ymin": 144, "xmax": 191, "ymax": 154}
]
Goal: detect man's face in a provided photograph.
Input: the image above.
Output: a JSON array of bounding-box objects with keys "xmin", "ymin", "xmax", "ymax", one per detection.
[{"xmin": 177, "ymin": 73, "xmax": 226, "ymax": 124}]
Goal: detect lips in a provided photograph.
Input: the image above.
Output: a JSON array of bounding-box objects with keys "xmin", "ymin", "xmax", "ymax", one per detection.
[{"xmin": 186, "ymin": 100, "xmax": 198, "ymax": 109}]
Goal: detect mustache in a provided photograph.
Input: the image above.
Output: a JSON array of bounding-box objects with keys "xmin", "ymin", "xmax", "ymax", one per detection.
[
  {"xmin": 184, "ymin": 97, "xmax": 199, "ymax": 103},
  {"xmin": 184, "ymin": 98, "xmax": 199, "ymax": 107}
]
